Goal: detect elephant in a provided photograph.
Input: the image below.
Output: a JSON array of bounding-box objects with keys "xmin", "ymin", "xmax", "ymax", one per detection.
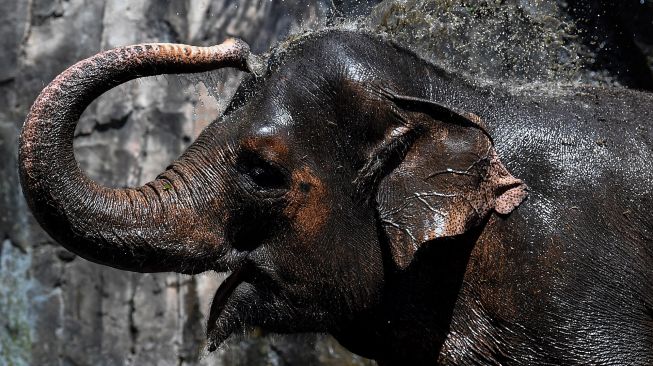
[{"xmin": 19, "ymin": 30, "xmax": 653, "ymax": 365}]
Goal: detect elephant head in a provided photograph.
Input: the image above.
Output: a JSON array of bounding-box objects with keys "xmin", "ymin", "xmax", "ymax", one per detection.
[{"xmin": 19, "ymin": 30, "xmax": 526, "ymax": 355}]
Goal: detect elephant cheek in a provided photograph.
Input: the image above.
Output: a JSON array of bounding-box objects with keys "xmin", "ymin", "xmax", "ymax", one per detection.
[{"xmin": 283, "ymin": 167, "xmax": 331, "ymax": 240}]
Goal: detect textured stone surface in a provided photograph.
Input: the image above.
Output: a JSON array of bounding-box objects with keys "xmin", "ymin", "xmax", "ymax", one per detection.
[
  {"xmin": 1, "ymin": 1, "xmax": 377, "ymax": 365},
  {"xmin": 368, "ymin": 0, "xmax": 653, "ymax": 89},
  {"xmin": 0, "ymin": 1, "xmax": 651, "ymax": 365}
]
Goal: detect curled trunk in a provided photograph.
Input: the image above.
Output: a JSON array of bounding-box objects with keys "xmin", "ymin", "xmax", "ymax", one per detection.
[{"xmin": 19, "ymin": 39, "xmax": 256, "ymax": 273}]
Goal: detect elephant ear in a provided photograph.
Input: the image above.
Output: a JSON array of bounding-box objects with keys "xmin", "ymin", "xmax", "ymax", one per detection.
[{"xmin": 357, "ymin": 93, "xmax": 527, "ymax": 269}]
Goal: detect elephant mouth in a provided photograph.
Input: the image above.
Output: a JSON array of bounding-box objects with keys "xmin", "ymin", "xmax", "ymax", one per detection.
[{"xmin": 206, "ymin": 263, "xmax": 250, "ymax": 351}]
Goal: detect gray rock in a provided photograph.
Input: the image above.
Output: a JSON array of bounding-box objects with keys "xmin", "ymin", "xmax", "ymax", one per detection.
[{"xmin": 0, "ymin": 1, "xmax": 375, "ymax": 365}]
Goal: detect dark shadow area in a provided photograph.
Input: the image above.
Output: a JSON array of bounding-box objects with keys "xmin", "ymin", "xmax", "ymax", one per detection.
[{"xmin": 334, "ymin": 219, "xmax": 485, "ymax": 364}]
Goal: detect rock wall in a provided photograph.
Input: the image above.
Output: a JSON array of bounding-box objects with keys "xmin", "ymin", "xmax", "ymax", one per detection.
[
  {"xmin": 368, "ymin": 0, "xmax": 653, "ymax": 89},
  {"xmin": 0, "ymin": 1, "xmax": 378, "ymax": 365},
  {"xmin": 1, "ymin": 1, "xmax": 651, "ymax": 365}
]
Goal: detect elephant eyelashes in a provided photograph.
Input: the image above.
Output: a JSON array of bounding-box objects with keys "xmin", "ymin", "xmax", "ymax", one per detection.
[{"xmin": 237, "ymin": 151, "xmax": 289, "ymax": 191}]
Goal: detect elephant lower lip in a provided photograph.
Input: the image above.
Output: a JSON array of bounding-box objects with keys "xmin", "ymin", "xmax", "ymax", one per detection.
[{"xmin": 206, "ymin": 265, "xmax": 248, "ymax": 351}]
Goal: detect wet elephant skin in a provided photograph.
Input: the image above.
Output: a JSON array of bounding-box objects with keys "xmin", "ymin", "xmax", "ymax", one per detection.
[{"xmin": 19, "ymin": 30, "xmax": 653, "ymax": 365}]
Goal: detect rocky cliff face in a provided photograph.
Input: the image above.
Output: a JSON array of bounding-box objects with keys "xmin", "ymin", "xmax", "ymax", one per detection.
[
  {"xmin": 0, "ymin": 1, "xmax": 378, "ymax": 365},
  {"xmin": 368, "ymin": 0, "xmax": 653, "ymax": 89},
  {"xmin": 1, "ymin": 1, "xmax": 651, "ymax": 365}
]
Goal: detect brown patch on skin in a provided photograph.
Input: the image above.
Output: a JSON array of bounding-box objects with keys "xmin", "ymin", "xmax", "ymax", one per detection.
[
  {"xmin": 243, "ymin": 136, "xmax": 290, "ymax": 164},
  {"xmin": 284, "ymin": 167, "xmax": 331, "ymax": 239},
  {"xmin": 466, "ymin": 216, "xmax": 520, "ymax": 321},
  {"xmin": 483, "ymin": 149, "xmax": 528, "ymax": 215},
  {"xmin": 536, "ymin": 234, "xmax": 570, "ymax": 302},
  {"xmin": 541, "ymin": 235, "xmax": 565, "ymax": 274}
]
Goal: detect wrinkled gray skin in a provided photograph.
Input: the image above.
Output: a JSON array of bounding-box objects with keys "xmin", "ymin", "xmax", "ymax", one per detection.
[{"xmin": 19, "ymin": 30, "xmax": 653, "ymax": 365}]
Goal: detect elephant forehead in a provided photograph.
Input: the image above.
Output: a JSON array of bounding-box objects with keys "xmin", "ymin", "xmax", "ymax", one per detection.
[
  {"xmin": 244, "ymin": 103, "xmax": 296, "ymax": 138},
  {"xmin": 245, "ymin": 104, "xmax": 294, "ymax": 135}
]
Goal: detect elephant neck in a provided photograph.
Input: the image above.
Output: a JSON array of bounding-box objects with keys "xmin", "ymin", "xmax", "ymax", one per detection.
[
  {"xmin": 356, "ymin": 213, "xmax": 542, "ymax": 365},
  {"xmin": 332, "ymin": 223, "xmax": 497, "ymax": 364}
]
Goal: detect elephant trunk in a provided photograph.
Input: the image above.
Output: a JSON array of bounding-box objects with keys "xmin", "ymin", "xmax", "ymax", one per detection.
[{"xmin": 19, "ymin": 39, "xmax": 256, "ymax": 273}]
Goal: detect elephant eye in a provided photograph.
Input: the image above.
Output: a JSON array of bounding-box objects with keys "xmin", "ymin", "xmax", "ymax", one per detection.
[
  {"xmin": 248, "ymin": 164, "xmax": 286, "ymax": 188},
  {"xmin": 238, "ymin": 152, "xmax": 289, "ymax": 191}
]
